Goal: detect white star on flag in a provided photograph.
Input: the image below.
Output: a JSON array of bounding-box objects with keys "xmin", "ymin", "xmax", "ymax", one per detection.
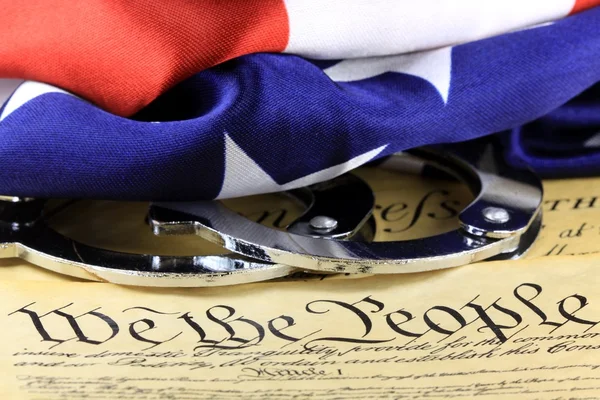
[
  {"xmin": 217, "ymin": 133, "xmax": 387, "ymax": 199},
  {"xmin": 584, "ymin": 131, "xmax": 600, "ymax": 148},
  {"xmin": 323, "ymin": 47, "xmax": 453, "ymax": 103}
]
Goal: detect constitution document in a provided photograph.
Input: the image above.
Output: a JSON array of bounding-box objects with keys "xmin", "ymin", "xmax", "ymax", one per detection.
[
  {"xmin": 3, "ymin": 256, "xmax": 600, "ymax": 399},
  {"xmin": 1, "ymin": 173, "xmax": 600, "ymax": 399}
]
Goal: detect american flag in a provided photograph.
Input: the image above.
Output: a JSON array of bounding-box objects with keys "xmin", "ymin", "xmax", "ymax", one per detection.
[{"xmin": 1, "ymin": 1, "xmax": 599, "ymax": 200}]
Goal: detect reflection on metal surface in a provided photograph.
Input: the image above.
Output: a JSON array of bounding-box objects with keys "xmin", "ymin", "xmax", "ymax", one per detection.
[
  {"xmin": 0, "ymin": 199, "xmax": 295, "ymax": 287},
  {"xmin": 152, "ymin": 141, "xmax": 543, "ymax": 274},
  {"xmin": 0, "ymin": 141, "xmax": 543, "ymax": 285}
]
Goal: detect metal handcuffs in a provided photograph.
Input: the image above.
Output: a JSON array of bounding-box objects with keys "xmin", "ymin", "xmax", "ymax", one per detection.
[{"xmin": 0, "ymin": 142, "xmax": 543, "ymax": 286}]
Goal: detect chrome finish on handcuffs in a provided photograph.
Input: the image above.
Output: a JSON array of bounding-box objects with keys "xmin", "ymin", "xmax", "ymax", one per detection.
[
  {"xmin": 151, "ymin": 142, "xmax": 543, "ymax": 275},
  {"xmin": 0, "ymin": 142, "xmax": 543, "ymax": 286},
  {"xmin": 0, "ymin": 197, "xmax": 295, "ymax": 286},
  {"xmin": 0, "ymin": 175, "xmax": 373, "ymax": 287}
]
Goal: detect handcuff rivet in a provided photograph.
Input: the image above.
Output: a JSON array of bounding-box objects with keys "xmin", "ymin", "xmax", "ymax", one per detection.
[
  {"xmin": 482, "ymin": 207, "xmax": 510, "ymax": 224},
  {"xmin": 309, "ymin": 216, "xmax": 338, "ymax": 232}
]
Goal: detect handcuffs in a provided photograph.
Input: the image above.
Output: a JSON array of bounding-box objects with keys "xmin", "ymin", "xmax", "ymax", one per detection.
[{"xmin": 0, "ymin": 141, "xmax": 543, "ymax": 287}]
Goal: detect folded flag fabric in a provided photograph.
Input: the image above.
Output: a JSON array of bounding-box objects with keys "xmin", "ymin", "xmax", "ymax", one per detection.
[
  {"xmin": 505, "ymin": 83, "xmax": 600, "ymax": 178},
  {"xmin": 2, "ymin": 0, "xmax": 599, "ymax": 116},
  {"xmin": 0, "ymin": 6, "xmax": 600, "ymax": 200}
]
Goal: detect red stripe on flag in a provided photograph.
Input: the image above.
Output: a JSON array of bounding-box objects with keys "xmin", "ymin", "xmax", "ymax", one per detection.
[
  {"xmin": 570, "ymin": 0, "xmax": 600, "ymax": 14},
  {"xmin": 0, "ymin": 1, "xmax": 289, "ymax": 116}
]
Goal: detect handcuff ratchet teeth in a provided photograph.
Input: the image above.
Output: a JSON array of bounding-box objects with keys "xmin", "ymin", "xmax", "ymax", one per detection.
[{"xmin": 0, "ymin": 142, "xmax": 543, "ymax": 286}]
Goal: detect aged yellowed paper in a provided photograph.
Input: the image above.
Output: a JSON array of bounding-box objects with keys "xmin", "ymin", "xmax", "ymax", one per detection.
[
  {"xmin": 1, "ymin": 170, "xmax": 600, "ymax": 398},
  {"xmin": 3, "ymin": 255, "xmax": 600, "ymax": 399}
]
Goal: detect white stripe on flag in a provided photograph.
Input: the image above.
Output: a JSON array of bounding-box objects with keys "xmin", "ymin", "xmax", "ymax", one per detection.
[{"xmin": 283, "ymin": 0, "xmax": 575, "ymax": 59}]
